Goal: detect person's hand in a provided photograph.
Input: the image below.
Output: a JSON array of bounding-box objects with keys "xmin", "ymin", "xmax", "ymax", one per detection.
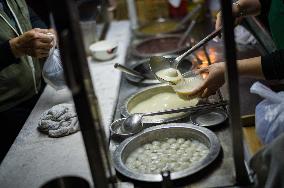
[
  {"xmin": 47, "ymin": 28, "xmax": 57, "ymax": 45},
  {"xmin": 215, "ymin": 2, "xmax": 244, "ymax": 34},
  {"xmin": 189, "ymin": 63, "xmax": 226, "ymax": 98},
  {"xmin": 9, "ymin": 28, "xmax": 54, "ymax": 58}
]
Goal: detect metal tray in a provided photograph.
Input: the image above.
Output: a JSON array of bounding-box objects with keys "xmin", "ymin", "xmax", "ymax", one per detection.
[{"xmin": 113, "ymin": 124, "xmax": 221, "ymax": 182}]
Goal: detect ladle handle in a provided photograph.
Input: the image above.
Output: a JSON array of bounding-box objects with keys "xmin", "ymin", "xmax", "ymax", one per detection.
[
  {"xmin": 176, "ymin": 4, "xmax": 202, "ymax": 29},
  {"xmin": 177, "ymin": 19, "xmax": 197, "ymax": 47},
  {"xmin": 175, "ymin": 27, "xmax": 222, "ymax": 65},
  {"xmin": 114, "ymin": 63, "xmax": 144, "ymax": 79},
  {"xmin": 143, "ymin": 100, "xmax": 228, "ymax": 116}
]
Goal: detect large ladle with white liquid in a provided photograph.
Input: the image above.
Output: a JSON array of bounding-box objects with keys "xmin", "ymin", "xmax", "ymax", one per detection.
[{"xmin": 149, "ymin": 27, "xmax": 222, "ymax": 84}]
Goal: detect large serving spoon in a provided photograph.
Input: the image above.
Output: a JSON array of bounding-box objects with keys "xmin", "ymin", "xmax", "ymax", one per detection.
[
  {"xmin": 149, "ymin": 27, "xmax": 222, "ymax": 84},
  {"xmin": 121, "ymin": 100, "xmax": 228, "ymax": 134}
]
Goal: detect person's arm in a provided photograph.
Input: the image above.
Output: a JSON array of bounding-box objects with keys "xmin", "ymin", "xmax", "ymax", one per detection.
[
  {"xmin": 191, "ymin": 57, "xmax": 264, "ymax": 98},
  {"xmin": 0, "ymin": 7, "xmax": 49, "ymax": 71},
  {"xmin": 216, "ymin": 0, "xmax": 263, "ymax": 30},
  {"xmin": 188, "ymin": 53, "xmax": 283, "ymax": 98},
  {"xmin": 237, "ymin": 56, "xmax": 264, "ymax": 78},
  {"xmin": 0, "ymin": 40, "xmax": 20, "ymax": 70},
  {"xmin": 28, "ymin": 7, "xmax": 47, "ymax": 29},
  {"xmin": 261, "ymin": 50, "xmax": 284, "ymax": 80}
]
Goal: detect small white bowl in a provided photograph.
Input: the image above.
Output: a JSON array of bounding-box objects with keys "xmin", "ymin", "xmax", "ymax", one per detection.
[{"xmin": 89, "ymin": 40, "xmax": 118, "ymax": 61}]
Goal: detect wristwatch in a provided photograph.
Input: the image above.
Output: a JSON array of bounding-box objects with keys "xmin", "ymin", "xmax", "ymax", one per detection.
[{"xmin": 233, "ymin": 1, "xmax": 246, "ymax": 17}]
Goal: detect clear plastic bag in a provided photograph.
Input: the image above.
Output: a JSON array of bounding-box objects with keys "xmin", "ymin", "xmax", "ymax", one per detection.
[
  {"xmin": 42, "ymin": 36, "xmax": 66, "ymax": 90},
  {"xmin": 250, "ymin": 82, "xmax": 284, "ymax": 144}
]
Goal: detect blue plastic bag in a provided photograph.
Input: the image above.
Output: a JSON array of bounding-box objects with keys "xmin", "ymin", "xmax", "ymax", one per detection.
[
  {"xmin": 250, "ymin": 82, "xmax": 284, "ymax": 144},
  {"xmin": 42, "ymin": 34, "xmax": 66, "ymax": 90}
]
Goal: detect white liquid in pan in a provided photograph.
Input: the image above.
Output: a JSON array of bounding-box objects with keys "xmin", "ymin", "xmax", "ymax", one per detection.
[
  {"xmin": 125, "ymin": 138, "xmax": 209, "ymax": 174},
  {"xmin": 129, "ymin": 92, "xmax": 198, "ymax": 120}
]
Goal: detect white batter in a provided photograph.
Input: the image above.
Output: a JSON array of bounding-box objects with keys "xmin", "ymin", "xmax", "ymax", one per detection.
[{"xmin": 129, "ymin": 92, "xmax": 198, "ymax": 120}]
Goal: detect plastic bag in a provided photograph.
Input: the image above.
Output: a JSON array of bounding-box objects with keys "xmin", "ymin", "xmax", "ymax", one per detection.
[
  {"xmin": 250, "ymin": 82, "xmax": 284, "ymax": 144},
  {"xmin": 42, "ymin": 36, "xmax": 66, "ymax": 90},
  {"xmin": 234, "ymin": 25, "xmax": 257, "ymax": 45}
]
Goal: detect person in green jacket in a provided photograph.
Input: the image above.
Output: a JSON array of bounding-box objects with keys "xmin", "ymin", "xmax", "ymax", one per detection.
[{"xmin": 0, "ymin": 0, "xmax": 54, "ymax": 162}]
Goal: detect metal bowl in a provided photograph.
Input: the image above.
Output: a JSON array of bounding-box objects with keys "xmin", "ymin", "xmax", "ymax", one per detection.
[
  {"xmin": 125, "ymin": 55, "xmax": 193, "ymax": 85},
  {"xmin": 131, "ymin": 34, "xmax": 191, "ymax": 58},
  {"xmin": 134, "ymin": 18, "xmax": 186, "ymax": 38},
  {"xmin": 120, "ymin": 84, "xmax": 199, "ymax": 124},
  {"xmin": 113, "ymin": 123, "xmax": 221, "ymax": 182},
  {"xmin": 190, "ymin": 108, "xmax": 228, "ymax": 127}
]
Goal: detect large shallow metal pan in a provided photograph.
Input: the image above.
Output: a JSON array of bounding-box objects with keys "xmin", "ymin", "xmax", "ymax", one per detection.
[
  {"xmin": 134, "ymin": 18, "xmax": 186, "ymax": 38},
  {"xmin": 113, "ymin": 123, "xmax": 221, "ymax": 182},
  {"xmin": 125, "ymin": 55, "xmax": 194, "ymax": 85},
  {"xmin": 131, "ymin": 34, "xmax": 190, "ymax": 58},
  {"xmin": 120, "ymin": 84, "xmax": 199, "ymax": 124}
]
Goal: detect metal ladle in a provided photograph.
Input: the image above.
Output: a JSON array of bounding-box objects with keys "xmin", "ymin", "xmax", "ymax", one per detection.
[
  {"xmin": 175, "ymin": 4, "xmax": 202, "ymax": 30},
  {"xmin": 114, "ymin": 63, "xmax": 145, "ymax": 79},
  {"xmin": 121, "ymin": 100, "xmax": 228, "ymax": 134},
  {"xmin": 149, "ymin": 27, "xmax": 222, "ymax": 84}
]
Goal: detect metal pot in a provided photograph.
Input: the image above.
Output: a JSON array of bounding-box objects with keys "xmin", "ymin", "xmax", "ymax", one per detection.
[
  {"xmin": 134, "ymin": 18, "xmax": 186, "ymax": 38},
  {"xmin": 120, "ymin": 84, "xmax": 199, "ymax": 124},
  {"xmin": 113, "ymin": 123, "xmax": 221, "ymax": 182},
  {"xmin": 131, "ymin": 34, "xmax": 190, "ymax": 58}
]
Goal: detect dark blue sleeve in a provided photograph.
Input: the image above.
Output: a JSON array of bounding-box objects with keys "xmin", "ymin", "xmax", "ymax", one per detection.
[
  {"xmin": 261, "ymin": 49, "xmax": 284, "ymax": 80},
  {"xmin": 28, "ymin": 7, "xmax": 47, "ymax": 29},
  {"xmin": 0, "ymin": 40, "xmax": 20, "ymax": 71}
]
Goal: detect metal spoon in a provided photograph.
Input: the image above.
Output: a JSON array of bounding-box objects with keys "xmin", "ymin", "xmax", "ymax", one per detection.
[
  {"xmin": 175, "ymin": 4, "xmax": 202, "ymax": 30},
  {"xmin": 177, "ymin": 19, "xmax": 197, "ymax": 48},
  {"xmin": 177, "ymin": 6, "xmax": 202, "ymax": 48},
  {"xmin": 149, "ymin": 27, "xmax": 222, "ymax": 84},
  {"xmin": 114, "ymin": 63, "xmax": 145, "ymax": 79},
  {"xmin": 121, "ymin": 100, "xmax": 228, "ymax": 134}
]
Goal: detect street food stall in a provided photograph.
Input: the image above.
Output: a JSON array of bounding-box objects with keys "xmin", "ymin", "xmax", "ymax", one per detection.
[{"xmin": 0, "ymin": 0, "xmax": 279, "ymax": 187}]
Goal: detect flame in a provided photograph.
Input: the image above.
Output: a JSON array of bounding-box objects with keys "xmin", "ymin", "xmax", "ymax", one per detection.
[
  {"xmin": 192, "ymin": 47, "xmax": 217, "ymax": 79},
  {"xmin": 196, "ymin": 48, "xmax": 217, "ymax": 67}
]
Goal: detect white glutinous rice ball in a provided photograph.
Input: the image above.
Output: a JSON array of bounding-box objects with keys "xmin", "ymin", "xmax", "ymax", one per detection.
[
  {"xmin": 167, "ymin": 138, "xmax": 176, "ymax": 144},
  {"xmin": 177, "ymin": 138, "xmax": 185, "ymax": 144},
  {"xmin": 152, "ymin": 145, "xmax": 160, "ymax": 151},
  {"xmin": 176, "ymin": 149, "xmax": 184, "ymax": 155},
  {"xmin": 170, "ymin": 143, "xmax": 179, "ymax": 150},
  {"xmin": 183, "ymin": 140, "xmax": 192, "ymax": 146},
  {"xmin": 125, "ymin": 138, "xmax": 209, "ymax": 174},
  {"xmin": 152, "ymin": 141, "xmax": 161, "ymax": 146},
  {"xmin": 161, "ymin": 142, "xmax": 170, "ymax": 149},
  {"xmin": 143, "ymin": 144, "xmax": 152, "ymax": 150}
]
